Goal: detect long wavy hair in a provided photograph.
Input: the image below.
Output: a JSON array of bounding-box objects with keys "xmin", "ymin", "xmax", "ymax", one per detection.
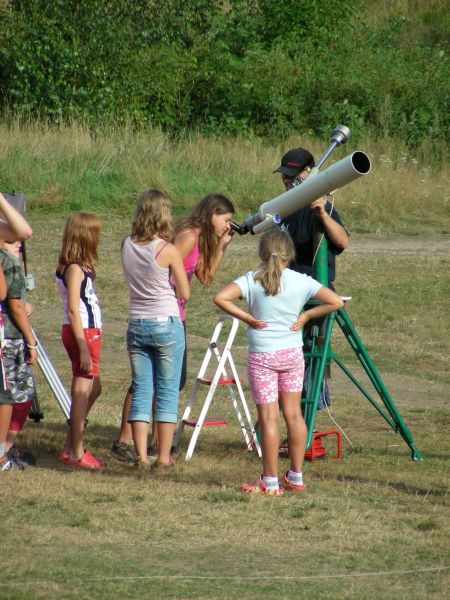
[
  {"xmin": 131, "ymin": 189, "xmax": 173, "ymax": 242},
  {"xmin": 59, "ymin": 212, "xmax": 102, "ymax": 270},
  {"xmin": 174, "ymin": 193, "xmax": 235, "ymax": 284},
  {"xmin": 254, "ymin": 228, "xmax": 295, "ymax": 296}
]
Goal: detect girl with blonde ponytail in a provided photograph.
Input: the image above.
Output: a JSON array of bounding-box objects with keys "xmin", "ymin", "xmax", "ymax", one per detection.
[{"xmin": 214, "ymin": 228, "xmax": 343, "ymax": 495}]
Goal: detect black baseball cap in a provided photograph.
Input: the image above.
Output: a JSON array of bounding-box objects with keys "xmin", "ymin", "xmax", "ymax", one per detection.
[{"xmin": 273, "ymin": 148, "xmax": 315, "ymax": 176}]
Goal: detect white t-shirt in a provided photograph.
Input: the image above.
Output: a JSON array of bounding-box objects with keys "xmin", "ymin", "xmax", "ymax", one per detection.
[{"xmin": 234, "ymin": 268, "xmax": 322, "ymax": 352}]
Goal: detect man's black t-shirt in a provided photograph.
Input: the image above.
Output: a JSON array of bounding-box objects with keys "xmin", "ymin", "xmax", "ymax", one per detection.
[{"xmin": 282, "ymin": 201, "xmax": 345, "ymax": 284}]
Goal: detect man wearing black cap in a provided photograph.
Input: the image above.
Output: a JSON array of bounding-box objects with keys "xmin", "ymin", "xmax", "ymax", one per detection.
[
  {"xmin": 274, "ymin": 147, "xmax": 349, "ymax": 289},
  {"xmin": 274, "ymin": 147, "xmax": 349, "ymax": 412}
]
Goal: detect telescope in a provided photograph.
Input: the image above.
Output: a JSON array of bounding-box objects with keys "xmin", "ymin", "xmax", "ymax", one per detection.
[{"xmin": 231, "ymin": 125, "xmax": 371, "ymax": 235}]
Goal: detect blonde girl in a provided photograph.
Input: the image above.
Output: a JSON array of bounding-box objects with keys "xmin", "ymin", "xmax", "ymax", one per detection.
[
  {"xmin": 111, "ymin": 193, "xmax": 234, "ymax": 461},
  {"xmin": 121, "ymin": 189, "xmax": 189, "ymax": 469},
  {"xmin": 56, "ymin": 212, "xmax": 103, "ymax": 469},
  {"xmin": 214, "ymin": 228, "xmax": 343, "ymax": 495}
]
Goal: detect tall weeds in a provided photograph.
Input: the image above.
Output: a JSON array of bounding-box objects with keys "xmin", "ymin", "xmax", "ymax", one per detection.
[{"xmin": 0, "ymin": 119, "xmax": 447, "ymax": 234}]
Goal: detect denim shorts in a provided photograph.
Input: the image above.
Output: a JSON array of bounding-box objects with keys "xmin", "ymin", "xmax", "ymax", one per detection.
[{"xmin": 127, "ymin": 316, "xmax": 184, "ymax": 424}]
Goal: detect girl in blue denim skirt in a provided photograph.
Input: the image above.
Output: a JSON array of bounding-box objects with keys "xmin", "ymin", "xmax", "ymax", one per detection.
[{"xmin": 121, "ymin": 189, "xmax": 190, "ymax": 469}]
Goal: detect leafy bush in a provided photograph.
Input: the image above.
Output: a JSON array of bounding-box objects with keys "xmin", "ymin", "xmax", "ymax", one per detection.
[{"xmin": 0, "ymin": 0, "xmax": 447, "ymax": 157}]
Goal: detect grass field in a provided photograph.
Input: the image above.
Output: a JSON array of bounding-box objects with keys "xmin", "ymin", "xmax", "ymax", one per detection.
[{"xmin": 1, "ymin": 208, "xmax": 449, "ymax": 599}]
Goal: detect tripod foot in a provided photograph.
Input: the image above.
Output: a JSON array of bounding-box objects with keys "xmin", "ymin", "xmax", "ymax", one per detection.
[{"xmin": 411, "ymin": 448, "xmax": 423, "ymax": 461}]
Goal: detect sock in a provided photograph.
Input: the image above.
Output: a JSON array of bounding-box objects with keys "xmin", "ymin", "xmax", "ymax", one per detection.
[
  {"xmin": 0, "ymin": 442, "xmax": 5, "ymax": 459},
  {"xmin": 287, "ymin": 469, "xmax": 303, "ymax": 485},
  {"xmin": 262, "ymin": 475, "xmax": 279, "ymax": 490}
]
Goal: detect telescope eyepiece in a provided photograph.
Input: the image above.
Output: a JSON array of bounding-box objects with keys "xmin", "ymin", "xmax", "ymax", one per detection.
[{"xmin": 331, "ymin": 125, "xmax": 351, "ymax": 146}]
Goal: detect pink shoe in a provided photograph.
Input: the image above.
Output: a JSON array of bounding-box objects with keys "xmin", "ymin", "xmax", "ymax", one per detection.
[
  {"xmin": 284, "ymin": 471, "xmax": 305, "ymax": 492},
  {"xmin": 241, "ymin": 475, "xmax": 283, "ymax": 496},
  {"xmin": 64, "ymin": 449, "xmax": 103, "ymax": 470},
  {"xmin": 58, "ymin": 450, "xmax": 69, "ymax": 462},
  {"xmin": 85, "ymin": 449, "xmax": 105, "ymax": 467}
]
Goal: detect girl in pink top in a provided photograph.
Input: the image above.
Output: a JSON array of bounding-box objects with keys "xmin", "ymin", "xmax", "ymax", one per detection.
[{"xmin": 173, "ymin": 193, "xmax": 235, "ymax": 389}]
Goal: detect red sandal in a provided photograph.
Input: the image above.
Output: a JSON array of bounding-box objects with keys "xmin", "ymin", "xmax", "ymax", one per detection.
[
  {"xmin": 64, "ymin": 449, "xmax": 104, "ymax": 470},
  {"xmin": 241, "ymin": 475, "xmax": 283, "ymax": 496}
]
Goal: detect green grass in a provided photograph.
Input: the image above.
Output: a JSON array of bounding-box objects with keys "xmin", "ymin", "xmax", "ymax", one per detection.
[
  {"xmin": 0, "ymin": 120, "xmax": 448, "ymax": 235},
  {"xmin": 0, "ymin": 122, "xmax": 449, "ymax": 599},
  {"xmin": 1, "ymin": 209, "xmax": 449, "ymax": 599}
]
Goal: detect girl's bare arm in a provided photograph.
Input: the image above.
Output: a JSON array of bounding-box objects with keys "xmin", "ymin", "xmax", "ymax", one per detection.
[
  {"xmin": 291, "ymin": 286, "xmax": 344, "ymax": 331},
  {"xmin": 65, "ymin": 264, "xmax": 91, "ymax": 373},
  {"xmin": 214, "ymin": 283, "xmax": 266, "ymax": 329},
  {"xmin": 0, "ymin": 265, "xmax": 7, "ymax": 300},
  {"xmin": 0, "ymin": 193, "xmax": 33, "ymax": 241}
]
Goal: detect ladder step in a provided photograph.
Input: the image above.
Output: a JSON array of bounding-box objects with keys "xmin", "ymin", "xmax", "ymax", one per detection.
[
  {"xmin": 198, "ymin": 377, "xmax": 240, "ymax": 386},
  {"xmin": 183, "ymin": 417, "xmax": 229, "ymax": 428}
]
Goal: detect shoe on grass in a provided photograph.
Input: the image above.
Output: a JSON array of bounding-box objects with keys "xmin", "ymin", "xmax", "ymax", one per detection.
[
  {"xmin": 8, "ymin": 445, "xmax": 37, "ymax": 466},
  {"xmin": 110, "ymin": 441, "xmax": 135, "ymax": 463},
  {"xmin": 133, "ymin": 458, "xmax": 151, "ymax": 471},
  {"xmin": 151, "ymin": 458, "xmax": 175, "ymax": 472},
  {"xmin": 0, "ymin": 456, "xmax": 24, "ymax": 471},
  {"xmin": 241, "ymin": 475, "xmax": 283, "ymax": 496},
  {"xmin": 64, "ymin": 449, "xmax": 104, "ymax": 470},
  {"xmin": 283, "ymin": 471, "xmax": 305, "ymax": 492}
]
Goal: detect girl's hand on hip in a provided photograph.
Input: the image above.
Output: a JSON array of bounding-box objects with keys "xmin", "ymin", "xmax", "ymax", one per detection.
[
  {"xmin": 247, "ymin": 315, "xmax": 267, "ymax": 329},
  {"xmin": 291, "ymin": 313, "xmax": 309, "ymax": 332}
]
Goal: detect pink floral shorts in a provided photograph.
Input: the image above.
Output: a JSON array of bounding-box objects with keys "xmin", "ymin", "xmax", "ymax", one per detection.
[{"xmin": 247, "ymin": 347, "xmax": 304, "ymax": 405}]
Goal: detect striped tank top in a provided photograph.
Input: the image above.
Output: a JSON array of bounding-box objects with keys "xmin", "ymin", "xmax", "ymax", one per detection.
[{"xmin": 56, "ymin": 265, "xmax": 102, "ymax": 329}]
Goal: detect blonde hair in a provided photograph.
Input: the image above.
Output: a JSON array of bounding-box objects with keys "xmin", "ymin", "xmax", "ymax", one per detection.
[
  {"xmin": 59, "ymin": 212, "xmax": 102, "ymax": 269},
  {"xmin": 254, "ymin": 228, "xmax": 295, "ymax": 296},
  {"xmin": 131, "ymin": 189, "xmax": 173, "ymax": 242},
  {"xmin": 174, "ymin": 193, "xmax": 235, "ymax": 284}
]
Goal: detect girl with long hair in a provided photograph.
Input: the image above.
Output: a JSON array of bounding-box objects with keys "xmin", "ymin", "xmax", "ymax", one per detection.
[
  {"xmin": 214, "ymin": 228, "xmax": 343, "ymax": 495},
  {"xmin": 56, "ymin": 212, "xmax": 104, "ymax": 469},
  {"xmin": 121, "ymin": 189, "xmax": 189, "ymax": 469},
  {"xmin": 111, "ymin": 193, "xmax": 234, "ymax": 462}
]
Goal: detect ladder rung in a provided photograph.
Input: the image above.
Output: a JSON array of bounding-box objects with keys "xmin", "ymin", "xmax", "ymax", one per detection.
[
  {"xmin": 183, "ymin": 417, "xmax": 229, "ymax": 428},
  {"xmin": 198, "ymin": 377, "xmax": 240, "ymax": 386}
]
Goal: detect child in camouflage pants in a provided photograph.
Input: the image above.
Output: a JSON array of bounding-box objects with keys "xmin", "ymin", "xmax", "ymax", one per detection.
[{"xmin": 0, "ymin": 240, "xmax": 37, "ymax": 469}]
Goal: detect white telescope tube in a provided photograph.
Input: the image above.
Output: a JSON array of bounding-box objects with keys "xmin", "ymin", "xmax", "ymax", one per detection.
[{"xmin": 250, "ymin": 151, "xmax": 371, "ymax": 235}]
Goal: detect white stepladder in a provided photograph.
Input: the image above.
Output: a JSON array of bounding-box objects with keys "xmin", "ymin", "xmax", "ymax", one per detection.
[{"xmin": 173, "ymin": 316, "xmax": 262, "ymax": 461}]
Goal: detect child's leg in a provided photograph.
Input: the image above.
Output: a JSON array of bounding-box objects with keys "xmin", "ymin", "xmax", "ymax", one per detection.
[
  {"xmin": 256, "ymin": 401, "xmax": 280, "ymax": 478},
  {"xmin": 131, "ymin": 420, "xmax": 149, "ymax": 463},
  {"xmin": 155, "ymin": 422, "xmax": 174, "ymax": 464},
  {"xmin": 68, "ymin": 376, "xmax": 94, "ymax": 460},
  {"xmin": 117, "ymin": 388, "xmax": 133, "ymax": 444},
  {"xmin": 279, "ymin": 391, "xmax": 306, "ymax": 473},
  {"xmin": 0, "ymin": 404, "xmax": 13, "ymax": 461},
  {"xmin": 6, "ymin": 401, "xmax": 32, "ymax": 452}
]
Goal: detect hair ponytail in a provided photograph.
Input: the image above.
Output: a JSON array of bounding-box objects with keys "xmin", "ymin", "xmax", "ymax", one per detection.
[{"xmin": 254, "ymin": 229, "xmax": 295, "ymax": 295}]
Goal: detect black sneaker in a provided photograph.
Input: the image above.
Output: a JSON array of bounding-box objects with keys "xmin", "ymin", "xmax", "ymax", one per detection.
[
  {"xmin": 110, "ymin": 441, "xmax": 135, "ymax": 463},
  {"xmin": 8, "ymin": 445, "xmax": 36, "ymax": 466},
  {"xmin": 0, "ymin": 456, "xmax": 24, "ymax": 471}
]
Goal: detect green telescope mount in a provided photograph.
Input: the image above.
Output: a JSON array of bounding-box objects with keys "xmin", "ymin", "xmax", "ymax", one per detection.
[{"xmin": 302, "ymin": 216, "xmax": 423, "ymax": 461}]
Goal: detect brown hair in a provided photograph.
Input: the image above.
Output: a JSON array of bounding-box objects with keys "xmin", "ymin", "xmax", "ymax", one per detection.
[
  {"xmin": 254, "ymin": 228, "xmax": 295, "ymax": 296},
  {"xmin": 174, "ymin": 193, "xmax": 235, "ymax": 284},
  {"xmin": 59, "ymin": 212, "xmax": 102, "ymax": 269},
  {"xmin": 131, "ymin": 189, "xmax": 172, "ymax": 242}
]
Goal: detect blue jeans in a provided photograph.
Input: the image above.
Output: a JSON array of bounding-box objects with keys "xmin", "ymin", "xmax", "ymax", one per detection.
[{"xmin": 127, "ymin": 317, "xmax": 184, "ymax": 424}]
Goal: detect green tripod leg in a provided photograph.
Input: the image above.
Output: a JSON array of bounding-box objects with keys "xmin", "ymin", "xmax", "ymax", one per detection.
[
  {"xmin": 301, "ymin": 311, "xmax": 335, "ymax": 451},
  {"xmin": 333, "ymin": 307, "xmax": 422, "ymax": 461},
  {"xmin": 303, "ymin": 213, "xmax": 422, "ymax": 460}
]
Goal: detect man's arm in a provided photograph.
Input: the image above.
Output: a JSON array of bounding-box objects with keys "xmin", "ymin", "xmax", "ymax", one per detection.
[{"xmin": 310, "ymin": 198, "xmax": 349, "ymax": 249}]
